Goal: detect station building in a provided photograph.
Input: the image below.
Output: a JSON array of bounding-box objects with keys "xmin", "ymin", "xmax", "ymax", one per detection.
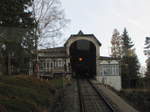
[{"xmin": 37, "ymin": 31, "xmax": 121, "ymax": 91}]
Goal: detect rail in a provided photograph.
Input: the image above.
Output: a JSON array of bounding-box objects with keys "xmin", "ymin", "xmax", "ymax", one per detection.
[{"xmin": 77, "ymin": 78, "xmax": 116, "ymax": 112}]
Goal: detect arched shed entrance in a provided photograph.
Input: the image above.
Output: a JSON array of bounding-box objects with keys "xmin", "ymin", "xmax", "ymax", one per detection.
[
  {"xmin": 69, "ymin": 40, "xmax": 96, "ymax": 78},
  {"xmin": 64, "ymin": 31, "xmax": 101, "ymax": 78}
]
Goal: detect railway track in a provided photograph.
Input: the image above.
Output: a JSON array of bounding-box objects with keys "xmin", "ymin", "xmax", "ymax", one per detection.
[{"xmin": 77, "ymin": 79, "xmax": 115, "ymax": 112}]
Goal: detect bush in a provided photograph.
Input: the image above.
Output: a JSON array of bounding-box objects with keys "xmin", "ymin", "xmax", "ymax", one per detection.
[{"xmin": 120, "ymin": 89, "xmax": 150, "ymax": 112}]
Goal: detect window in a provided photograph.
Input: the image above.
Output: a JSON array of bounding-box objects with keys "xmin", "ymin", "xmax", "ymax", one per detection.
[
  {"xmin": 100, "ymin": 64, "xmax": 119, "ymax": 76},
  {"xmin": 47, "ymin": 63, "xmax": 49, "ymax": 69},
  {"xmin": 58, "ymin": 60, "xmax": 62, "ymax": 68}
]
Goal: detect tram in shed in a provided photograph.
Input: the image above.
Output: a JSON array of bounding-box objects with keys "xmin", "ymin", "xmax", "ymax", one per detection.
[{"xmin": 69, "ymin": 40, "xmax": 96, "ymax": 78}]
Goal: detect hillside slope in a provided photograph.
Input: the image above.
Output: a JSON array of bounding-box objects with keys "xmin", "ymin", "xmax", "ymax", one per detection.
[{"xmin": 0, "ymin": 75, "xmax": 64, "ymax": 112}]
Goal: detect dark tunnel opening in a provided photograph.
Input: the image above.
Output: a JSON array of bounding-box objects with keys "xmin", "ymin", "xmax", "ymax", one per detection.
[{"xmin": 69, "ymin": 40, "xmax": 96, "ymax": 78}]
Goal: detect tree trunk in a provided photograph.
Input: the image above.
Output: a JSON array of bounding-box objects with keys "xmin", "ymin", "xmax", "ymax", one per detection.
[{"xmin": 7, "ymin": 53, "xmax": 11, "ymax": 75}]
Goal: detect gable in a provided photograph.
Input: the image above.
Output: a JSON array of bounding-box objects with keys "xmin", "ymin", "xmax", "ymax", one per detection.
[{"xmin": 64, "ymin": 30, "xmax": 101, "ymax": 47}]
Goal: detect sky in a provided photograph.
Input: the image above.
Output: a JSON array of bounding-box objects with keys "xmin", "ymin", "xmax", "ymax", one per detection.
[{"xmin": 61, "ymin": 0, "xmax": 150, "ymax": 66}]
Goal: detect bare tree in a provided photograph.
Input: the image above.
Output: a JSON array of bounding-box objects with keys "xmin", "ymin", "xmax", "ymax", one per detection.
[
  {"xmin": 111, "ymin": 29, "xmax": 122, "ymax": 58},
  {"xmin": 31, "ymin": 0, "xmax": 69, "ymax": 75},
  {"xmin": 32, "ymin": 0, "xmax": 69, "ymax": 48}
]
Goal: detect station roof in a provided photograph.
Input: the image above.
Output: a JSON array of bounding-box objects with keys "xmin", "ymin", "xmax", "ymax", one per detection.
[
  {"xmin": 64, "ymin": 30, "xmax": 102, "ymax": 46},
  {"xmin": 38, "ymin": 47, "xmax": 67, "ymax": 58}
]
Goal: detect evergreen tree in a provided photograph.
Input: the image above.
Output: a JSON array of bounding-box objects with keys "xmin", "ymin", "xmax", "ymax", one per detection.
[
  {"xmin": 145, "ymin": 58, "xmax": 150, "ymax": 78},
  {"xmin": 144, "ymin": 37, "xmax": 150, "ymax": 77},
  {"xmin": 0, "ymin": 0, "xmax": 36, "ymax": 75},
  {"xmin": 121, "ymin": 28, "xmax": 140, "ymax": 88},
  {"xmin": 0, "ymin": 0, "xmax": 35, "ymax": 28},
  {"xmin": 121, "ymin": 55, "xmax": 140, "ymax": 88},
  {"xmin": 122, "ymin": 28, "xmax": 134, "ymax": 57}
]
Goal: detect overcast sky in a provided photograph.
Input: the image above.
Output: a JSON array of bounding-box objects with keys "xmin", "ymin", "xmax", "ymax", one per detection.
[{"xmin": 61, "ymin": 0, "xmax": 150, "ymax": 66}]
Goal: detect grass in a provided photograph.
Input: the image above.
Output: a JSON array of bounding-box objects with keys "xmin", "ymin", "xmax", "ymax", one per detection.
[{"xmin": 0, "ymin": 75, "xmax": 64, "ymax": 112}]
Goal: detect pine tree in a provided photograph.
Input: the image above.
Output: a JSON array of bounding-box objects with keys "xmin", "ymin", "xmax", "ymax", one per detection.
[
  {"xmin": 121, "ymin": 49, "xmax": 140, "ymax": 88},
  {"xmin": 145, "ymin": 58, "xmax": 150, "ymax": 78},
  {"xmin": 144, "ymin": 37, "xmax": 150, "ymax": 77},
  {"xmin": 0, "ymin": 0, "xmax": 35, "ymax": 28},
  {"xmin": 121, "ymin": 28, "xmax": 140, "ymax": 88},
  {"xmin": 0, "ymin": 0, "xmax": 36, "ymax": 75},
  {"xmin": 122, "ymin": 28, "xmax": 134, "ymax": 57},
  {"xmin": 111, "ymin": 29, "xmax": 122, "ymax": 58}
]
